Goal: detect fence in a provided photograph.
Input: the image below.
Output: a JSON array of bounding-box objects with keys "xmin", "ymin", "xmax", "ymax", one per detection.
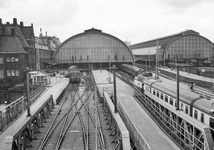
[{"xmin": 0, "ymin": 83, "xmax": 46, "ymax": 133}]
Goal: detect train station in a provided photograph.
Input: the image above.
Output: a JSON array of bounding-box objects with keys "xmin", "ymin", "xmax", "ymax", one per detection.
[{"xmin": 1, "ymin": 17, "xmax": 214, "ymax": 150}]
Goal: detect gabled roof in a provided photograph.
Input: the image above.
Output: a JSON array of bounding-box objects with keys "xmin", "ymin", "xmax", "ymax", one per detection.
[
  {"xmin": 129, "ymin": 30, "xmax": 200, "ymax": 50},
  {"xmin": 84, "ymin": 28, "xmax": 102, "ymax": 34},
  {"xmin": 21, "ymin": 25, "xmax": 34, "ymax": 40},
  {"xmin": 15, "ymin": 26, "xmax": 31, "ymax": 48},
  {"xmin": 0, "ymin": 36, "xmax": 27, "ymax": 54}
]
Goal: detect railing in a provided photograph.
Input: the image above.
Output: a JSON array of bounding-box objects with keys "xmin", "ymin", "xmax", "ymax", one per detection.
[{"xmin": 0, "ymin": 83, "xmax": 47, "ymax": 133}]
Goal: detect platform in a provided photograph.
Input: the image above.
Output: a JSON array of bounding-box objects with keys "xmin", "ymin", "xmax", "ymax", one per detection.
[
  {"xmin": 0, "ymin": 77, "xmax": 69, "ymax": 149},
  {"xmin": 159, "ymin": 67, "xmax": 214, "ymax": 83},
  {"xmin": 92, "ymin": 70, "xmax": 180, "ymax": 150}
]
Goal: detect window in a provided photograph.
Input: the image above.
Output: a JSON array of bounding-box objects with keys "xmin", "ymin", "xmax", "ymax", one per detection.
[
  {"xmin": 181, "ymin": 103, "xmax": 183, "ymax": 111},
  {"xmin": 108, "ymin": 55, "xmax": 110, "ymax": 60},
  {"xmin": 0, "ymin": 57, "xmax": 3, "ymax": 64},
  {"xmin": 7, "ymin": 70, "xmax": 11, "ymax": 76},
  {"xmin": 169, "ymin": 97, "xmax": 173, "ymax": 105},
  {"xmin": 185, "ymin": 106, "xmax": 189, "ymax": 114},
  {"xmin": 115, "ymin": 55, "xmax": 117, "ymax": 60},
  {"xmin": 15, "ymin": 57, "xmax": 19, "ymax": 62},
  {"xmin": 87, "ymin": 55, "xmax": 89, "ymax": 60},
  {"xmin": 157, "ymin": 91, "xmax": 159, "ymax": 97},
  {"xmin": 153, "ymin": 89, "xmax": 156, "ymax": 95},
  {"xmin": 15, "ymin": 70, "xmax": 19, "ymax": 76},
  {"xmin": 72, "ymin": 56, "xmax": 74, "ymax": 60},
  {"xmin": 123, "ymin": 55, "xmax": 125, "ymax": 59},
  {"xmin": 80, "ymin": 56, "xmax": 82, "ymax": 60},
  {"xmin": 0, "ymin": 70, "xmax": 4, "ymax": 78},
  {"xmin": 160, "ymin": 93, "xmax": 163, "ymax": 100},
  {"xmin": 11, "ymin": 70, "xmax": 15, "ymax": 76},
  {"xmin": 145, "ymin": 85, "xmax": 150, "ymax": 92},
  {"xmin": 165, "ymin": 95, "xmax": 168, "ymax": 102},
  {"xmin": 201, "ymin": 113, "xmax": 204, "ymax": 123},
  {"xmin": 6, "ymin": 57, "xmax": 10, "ymax": 62},
  {"xmin": 194, "ymin": 110, "xmax": 198, "ymax": 119},
  {"xmin": 11, "ymin": 57, "xmax": 14, "ymax": 62}
]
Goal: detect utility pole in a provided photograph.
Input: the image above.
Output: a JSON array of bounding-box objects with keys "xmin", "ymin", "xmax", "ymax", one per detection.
[
  {"xmin": 156, "ymin": 40, "xmax": 159, "ymax": 79},
  {"xmin": 26, "ymin": 72, "xmax": 31, "ymax": 116},
  {"xmin": 110, "ymin": 65, "xmax": 117, "ymax": 113},
  {"xmin": 176, "ymin": 65, "xmax": 180, "ymax": 110}
]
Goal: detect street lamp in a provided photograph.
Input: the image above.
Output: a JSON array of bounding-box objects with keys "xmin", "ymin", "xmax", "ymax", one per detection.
[
  {"xmin": 25, "ymin": 67, "xmax": 32, "ymax": 116},
  {"xmin": 110, "ymin": 65, "xmax": 117, "ymax": 113},
  {"xmin": 176, "ymin": 65, "xmax": 180, "ymax": 110}
]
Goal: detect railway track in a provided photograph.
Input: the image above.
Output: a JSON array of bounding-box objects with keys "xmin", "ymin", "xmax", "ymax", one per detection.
[
  {"xmin": 36, "ymin": 72, "xmax": 105, "ymax": 150},
  {"xmin": 37, "ymin": 84, "xmax": 83, "ymax": 150}
]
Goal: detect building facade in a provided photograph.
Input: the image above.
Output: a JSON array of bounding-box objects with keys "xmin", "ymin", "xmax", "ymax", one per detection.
[
  {"xmin": 35, "ymin": 30, "xmax": 61, "ymax": 70},
  {"xmin": 0, "ymin": 18, "xmax": 35, "ymax": 86},
  {"xmin": 53, "ymin": 28, "xmax": 134, "ymax": 69}
]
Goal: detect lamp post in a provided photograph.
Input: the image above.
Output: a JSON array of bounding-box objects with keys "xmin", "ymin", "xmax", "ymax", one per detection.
[
  {"xmin": 110, "ymin": 65, "xmax": 117, "ymax": 113},
  {"xmin": 176, "ymin": 65, "xmax": 180, "ymax": 110},
  {"xmin": 26, "ymin": 68, "xmax": 31, "ymax": 116}
]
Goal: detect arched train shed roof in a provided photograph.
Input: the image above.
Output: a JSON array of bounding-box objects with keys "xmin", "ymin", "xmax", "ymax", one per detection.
[
  {"xmin": 53, "ymin": 28, "xmax": 134, "ymax": 65},
  {"xmin": 129, "ymin": 30, "xmax": 213, "ymax": 60}
]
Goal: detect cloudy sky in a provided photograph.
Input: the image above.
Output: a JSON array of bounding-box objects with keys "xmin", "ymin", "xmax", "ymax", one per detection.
[{"xmin": 1, "ymin": 0, "xmax": 214, "ymax": 44}]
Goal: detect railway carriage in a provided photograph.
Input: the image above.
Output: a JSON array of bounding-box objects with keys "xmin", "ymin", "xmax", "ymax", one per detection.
[
  {"xmin": 134, "ymin": 75, "xmax": 214, "ymax": 149},
  {"xmin": 119, "ymin": 64, "xmax": 144, "ymax": 77}
]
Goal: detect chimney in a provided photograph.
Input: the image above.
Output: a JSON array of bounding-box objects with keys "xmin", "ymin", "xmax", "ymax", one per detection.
[
  {"xmin": 13, "ymin": 18, "xmax": 17, "ymax": 25},
  {"xmin": 20, "ymin": 21, "xmax": 24, "ymax": 26},
  {"xmin": 11, "ymin": 28, "xmax": 15, "ymax": 36},
  {"xmin": 0, "ymin": 18, "xmax": 2, "ymax": 25}
]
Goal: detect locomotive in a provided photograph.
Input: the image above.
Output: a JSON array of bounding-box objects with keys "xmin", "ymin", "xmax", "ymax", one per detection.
[
  {"xmin": 134, "ymin": 73, "xmax": 214, "ymax": 149},
  {"xmin": 118, "ymin": 64, "xmax": 144, "ymax": 77},
  {"xmin": 68, "ymin": 69, "xmax": 80, "ymax": 84}
]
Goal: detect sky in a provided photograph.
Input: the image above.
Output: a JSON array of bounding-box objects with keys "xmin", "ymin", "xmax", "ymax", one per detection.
[{"xmin": 1, "ymin": 0, "xmax": 214, "ymax": 44}]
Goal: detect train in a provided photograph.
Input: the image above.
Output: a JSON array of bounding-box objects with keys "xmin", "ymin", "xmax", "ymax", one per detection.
[
  {"xmin": 134, "ymin": 72, "xmax": 214, "ymax": 149},
  {"xmin": 68, "ymin": 69, "xmax": 81, "ymax": 84},
  {"xmin": 118, "ymin": 64, "xmax": 144, "ymax": 77}
]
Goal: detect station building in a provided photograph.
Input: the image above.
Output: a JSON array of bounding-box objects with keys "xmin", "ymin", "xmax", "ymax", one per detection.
[
  {"xmin": 51, "ymin": 28, "xmax": 134, "ymax": 69},
  {"xmin": 129, "ymin": 30, "xmax": 213, "ymax": 68}
]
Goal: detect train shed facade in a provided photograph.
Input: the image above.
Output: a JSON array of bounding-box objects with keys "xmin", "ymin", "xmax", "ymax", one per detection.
[
  {"xmin": 53, "ymin": 28, "xmax": 134, "ymax": 69},
  {"xmin": 129, "ymin": 30, "xmax": 213, "ymax": 67}
]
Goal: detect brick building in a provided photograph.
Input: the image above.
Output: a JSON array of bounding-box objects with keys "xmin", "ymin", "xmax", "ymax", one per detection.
[{"xmin": 0, "ymin": 18, "xmax": 35, "ymax": 86}]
